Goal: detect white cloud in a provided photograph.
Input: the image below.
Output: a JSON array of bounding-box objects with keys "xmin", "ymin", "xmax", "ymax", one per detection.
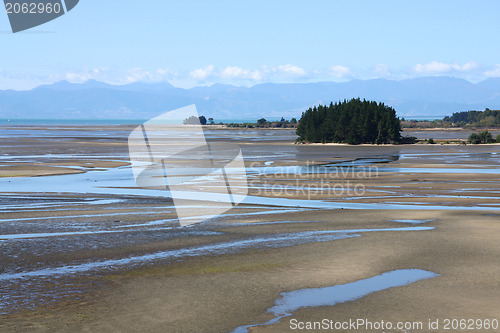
[
  {"xmin": 64, "ymin": 72, "xmax": 89, "ymax": 82},
  {"xmin": 46, "ymin": 66, "xmax": 178, "ymax": 86},
  {"xmin": 125, "ymin": 67, "xmax": 176, "ymax": 83},
  {"xmin": 460, "ymin": 62, "xmax": 478, "ymax": 71},
  {"xmin": 187, "ymin": 64, "xmax": 306, "ymax": 83},
  {"xmin": 328, "ymin": 65, "xmax": 350, "ymax": 78},
  {"xmin": 374, "ymin": 64, "xmax": 389, "ymax": 75},
  {"xmin": 60, "ymin": 67, "xmax": 110, "ymax": 83},
  {"xmin": 220, "ymin": 66, "xmax": 247, "ymax": 78},
  {"xmin": 125, "ymin": 68, "xmax": 155, "ymax": 83},
  {"xmin": 484, "ymin": 65, "xmax": 500, "ymax": 78},
  {"xmin": 277, "ymin": 64, "xmax": 306, "ymax": 76},
  {"xmin": 220, "ymin": 66, "xmax": 263, "ymax": 80},
  {"xmin": 414, "ymin": 61, "xmax": 477, "ymax": 73},
  {"xmin": 189, "ymin": 65, "xmax": 214, "ymax": 80},
  {"xmin": 415, "ymin": 61, "xmax": 449, "ymax": 73}
]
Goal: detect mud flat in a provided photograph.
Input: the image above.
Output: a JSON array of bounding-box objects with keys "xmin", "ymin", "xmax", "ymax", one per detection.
[
  {"xmin": 2, "ymin": 209, "xmax": 499, "ymax": 333},
  {"xmin": 0, "ymin": 126, "xmax": 499, "ymax": 332}
]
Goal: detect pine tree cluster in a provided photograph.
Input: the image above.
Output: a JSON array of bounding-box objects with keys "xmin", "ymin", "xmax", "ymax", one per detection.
[{"xmin": 296, "ymin": 98, "xmax": 402, "ymax": 144}]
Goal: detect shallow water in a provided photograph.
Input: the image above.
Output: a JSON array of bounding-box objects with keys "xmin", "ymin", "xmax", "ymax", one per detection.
[
  {"xmin": 0, "ymin": 226, "xmax": 432, "ymax": 281},
  {"xmin": 232, "ymin": 269, "xmax": 439, "ymax": 333},
  {"xmin": 0, "ymin": 225, "xmax": 435, "ymax": 314},
  {"xmin": 388, "ymin": 219, "xmax": 435, "ymax": 224},
  {"xmin": 0, "ymin": 198, "xmax": 121, "ymax": 212},
  {"xmin": 1, "ymin": 164, "xmax": 499, "ymax": 212},
  {"xmin": 379, "ymin": 167, "xmax": 500, "ymax": 174}
]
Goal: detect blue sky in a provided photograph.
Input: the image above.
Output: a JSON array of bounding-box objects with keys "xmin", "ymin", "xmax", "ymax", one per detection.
[{"xmin": 1, "ymin": 0, "xmax": 500, "ymax": 89}]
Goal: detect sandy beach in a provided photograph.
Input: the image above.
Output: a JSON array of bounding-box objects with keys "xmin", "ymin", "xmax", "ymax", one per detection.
[{"xmin": 0, "ymin": 126, "xmax": 499, "ymax": 332}]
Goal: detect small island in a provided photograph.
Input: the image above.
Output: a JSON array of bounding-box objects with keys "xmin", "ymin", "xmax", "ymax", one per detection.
[{"xmin": 296, "ymin": 98, "xmax": 402, "ymax": 144}]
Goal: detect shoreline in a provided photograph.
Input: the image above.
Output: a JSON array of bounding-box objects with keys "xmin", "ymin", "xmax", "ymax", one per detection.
[{"xmin": 403, "ymin": 127, "xmax": 500, "ymax": 131}]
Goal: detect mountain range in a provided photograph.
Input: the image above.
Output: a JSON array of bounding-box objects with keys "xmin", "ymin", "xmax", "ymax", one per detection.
[{"xmin": 1, "ymin": 76, "xmax": 500, "ymax": 120}]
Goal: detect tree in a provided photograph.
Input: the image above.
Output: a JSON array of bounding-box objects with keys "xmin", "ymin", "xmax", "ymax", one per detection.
[
  {"xmin": 208, "ymin": 117, "xmax": 214, "ymax": 125},
  {"xmin": 257, "ymin": 118, "xmax": 267, "ymax": 127},
  {"xmin": 468, "ymin": 130, "xmax": 495, "ymax": 144},
  {"xmin": 199, "ymin": 115, "xmax": 207, "ymax": 125},
  {"xmin": 468, "ymin": 133, "xmax": 481, "ymax": 144},
  {"xmin": 479, "ymin": 130, "xmax": 494, "ymax": 143},
  {"xmin": 297, "ymin": 98, "xmax": 402, "ymax": 144},
  {"xmin": 444, "ymin": 109, "xmax": 500, "ymax": 127}
]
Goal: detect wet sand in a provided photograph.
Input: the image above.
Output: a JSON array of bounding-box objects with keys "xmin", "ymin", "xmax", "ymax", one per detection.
[
  {"xmin": 0, "ymin": 126, "xmax": 499, "ymax": 332},
  {"xmin": 2, "ymin": 210, "xmax": 499, "ymax": 333}
]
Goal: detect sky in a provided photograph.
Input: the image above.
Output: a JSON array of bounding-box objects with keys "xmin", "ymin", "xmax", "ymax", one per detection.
[{"xmin": 1, "ymin": 0, "xmax": 500, "ymax": 90}]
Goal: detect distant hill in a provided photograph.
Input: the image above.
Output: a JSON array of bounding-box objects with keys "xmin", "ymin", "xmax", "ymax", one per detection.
[
  {"xmin": 1, "ymin": 77, "xmax": 500, "ymax": 120},
  {"xmin": 443, "ymin": 109, "xmax": 500, "ymax": 127}
]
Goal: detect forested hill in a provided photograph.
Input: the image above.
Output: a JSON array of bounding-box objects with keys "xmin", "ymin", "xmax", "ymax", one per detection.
[
  {"xmin": 443, "ymin": 109, "xmax": 500, "ymax": 127},
  {"xmin": 296, "ymin": 98, "xmax": 401, "ymax": 144}
]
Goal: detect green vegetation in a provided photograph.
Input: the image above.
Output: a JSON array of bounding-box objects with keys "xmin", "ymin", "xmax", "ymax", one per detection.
[
  {"xmin": 400, "ymin": 135, "xmax": 418, "ymax": 144},
  {"xmin": 468, "ymin": 130, "xmax": 495, "ymax": 144},
  {"xmin": 427, "ymin": 138, "xmax": 435, "ymax": 144},
  {"xmin": 257, "ymin": 118, "xmax": 267, "ymax": 126},
  {"xmin": 183, "ymin": 115, "xmax": 299, "ymax": 129},
  {"xmin": 403, "ymin": 108, "xmax": 500, "ymax": 129},
  {"xmin": 444, "ymin": 109, "xmax": 500, "ymax": 127},
  {"xmin": 211, "ymin": 117, "xmax": 298, "ymax": 129},
  {"xmin": 296, "ymin": 98, "xmax": 402, "ymax": 144}
]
